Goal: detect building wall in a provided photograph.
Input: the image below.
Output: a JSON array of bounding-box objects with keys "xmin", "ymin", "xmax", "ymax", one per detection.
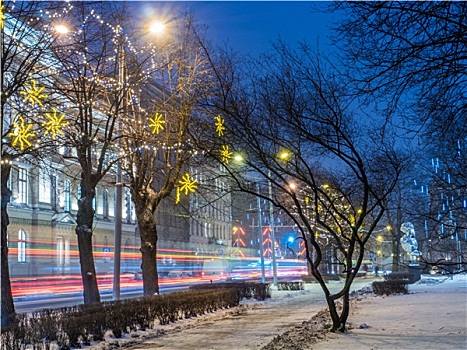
[{"xmin": 6, "ymin": 159, "xmax": 234, "ymax": 278}]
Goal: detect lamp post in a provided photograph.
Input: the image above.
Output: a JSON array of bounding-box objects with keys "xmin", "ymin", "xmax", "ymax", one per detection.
[
  {"xmin": 112, "ymin": 32, "xmax": 125, "ymax": 301},
  {"xmin": 256, "ymin": 183, "xmax": 266, "ymax": 283},
  {"xmin": 268, "ymin": 174, "xmax": 278, "ymax": 286}
]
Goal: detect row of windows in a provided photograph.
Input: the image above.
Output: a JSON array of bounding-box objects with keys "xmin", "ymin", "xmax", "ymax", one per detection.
[
  {"xmin": 9, "ymin": 166, "xmax": 135, "ymax": 222},
  {"xmin": 10, "ymin": 230, "xmax": 135, "ymax": 264},
  {"xmin": 191, "ymin": 221, "xmax": 230, "ymax": 241}
]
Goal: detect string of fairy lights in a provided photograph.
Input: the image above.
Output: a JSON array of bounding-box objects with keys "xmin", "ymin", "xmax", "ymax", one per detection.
[
  {"xmin": 3, "ymin": 1, "xmax": 253, "ymax": 208},
  {"xmin": 2, "ymin": 2, "xmax": 205, "ymax": 205}
]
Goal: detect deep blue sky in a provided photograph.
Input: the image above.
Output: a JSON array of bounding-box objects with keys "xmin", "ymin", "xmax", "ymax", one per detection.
[{"xmin": 133, "ymin": 1, "xmax": 336, "ymax": 57}]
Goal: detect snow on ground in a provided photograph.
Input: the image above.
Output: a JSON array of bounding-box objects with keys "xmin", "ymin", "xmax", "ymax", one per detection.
[
  {"xmin": 310, "ymin": 275, "xmax": 467, "ymax": 350},
  {"xmin": 89, "ymin": 275, "xmax": 466, "ymax": 350}
]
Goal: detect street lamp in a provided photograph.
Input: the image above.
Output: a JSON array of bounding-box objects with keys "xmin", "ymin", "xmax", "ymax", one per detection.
[
  {"xmin": 150, "ymin": 21, "xmax": 165, "ymax": 34},
  {"xmin": 256, "ymin": 183, "xmax": 266, "ymax": 283},
  {"xmin": 268, "ymin": 172, "xmax": 278, "ymax": 286}
]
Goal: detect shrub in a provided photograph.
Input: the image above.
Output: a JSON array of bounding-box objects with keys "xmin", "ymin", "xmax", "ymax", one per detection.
[
  {"xmin": 190, "ymin": 281, "xmax": 271, "ymax": 301},
  {"xmin": 0, "ymin": 286, "xmax": 246, "ymax": 347},
  {"xmin": 277, "ymin": 281, "xmax": 304, "ymax": 291},
  {"xmin": 384, "ymin": 272, "xmax": 418, "ymax": 284},
  {"xmin": 372, "ymin": 280, "xmax": 408, "ymax": 296}
]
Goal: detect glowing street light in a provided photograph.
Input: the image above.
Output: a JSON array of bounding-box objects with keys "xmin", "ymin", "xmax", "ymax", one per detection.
[
  {"xmin": 150, "ymin": 20, "xmax": 165, "ymax": 35},
  {"xmin": 279, "ymin": 150, "xmax": 290, "ymax": 160},
  {"xmin": 55, "ymin": 24, "xmax": 69, "ymax": 34}
]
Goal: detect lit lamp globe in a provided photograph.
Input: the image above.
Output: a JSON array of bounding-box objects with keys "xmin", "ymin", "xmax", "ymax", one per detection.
[
  {"xmin": 150, "ymin": 21, "xmax": 165, "ymax": 35},
  {"xmin": 55, "ymin": 24, "xmax": 69, "ymax": 34}
]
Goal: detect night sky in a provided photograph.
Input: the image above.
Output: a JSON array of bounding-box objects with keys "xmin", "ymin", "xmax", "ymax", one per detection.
[{"xmin": 131, "ymin": 1, "xmax": 336, "ymax": 57}]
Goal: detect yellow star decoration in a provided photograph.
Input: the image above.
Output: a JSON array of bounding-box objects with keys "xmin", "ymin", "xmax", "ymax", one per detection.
[
  {"xmin": 148, "ymin": 112, "xmax": 165, "ymax": 134},
  {"xmin": 43, "ymin": 108, "xmax": 69, "ymax": 139},
  {"xmin": 220, "ymin": 144, "xmax": 232, "ymax": 163},
  {"xmin": 9, "ymin": 115, "xmax": 35, "ymax": 150},
  {"xmin": 20, "ymin": 79, "xmax": 48, "ymax": 107},
  {"xmin": 214, "ymin": 115, "xmax": 225, "ymax": 137},
  {"xmin": 0, "ymin": 3, "xmax": 6, "ymax": 29},
  {"xmin": 175, "ymin": 173, "xmax": 198, "ymax": 204}
]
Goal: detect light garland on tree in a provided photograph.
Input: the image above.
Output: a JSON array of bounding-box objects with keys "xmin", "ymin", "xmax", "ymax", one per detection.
[
  {"xmin": 214, "ymin": 115, "xmax": 225, "ymax": 136},
  {"xmin": 220, "ymin": 144, "xmax": 232, "ymax": 164},
  {"xmin": 148, "ymin": 112, "xmax": 165, "ymax": 134},
  {"xmin": 0, "ymin": 3, "xmax": 6, "ymax": 29},
  {"xmin": 213, "ymin": 114, "xmax": 234, "ymax": 164},
  {"xmin": 175, "ymin": 172, "xmax": 198, "ymax": 204},
  {"xmin": 20, "ymin": 79, "xmax": 48, "ymax": 107},
  {"xmin": 43, "ymin": 108, "xmax": 69, "ymax": 139},
  {"xmin": 9, "ymin": 115, "xmax": 35, "ymax": 150}
]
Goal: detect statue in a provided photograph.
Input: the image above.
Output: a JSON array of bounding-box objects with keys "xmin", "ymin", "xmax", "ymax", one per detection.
[{"xmin": 400, "ymin": 222, "xmax": 421, "ymax": 257}]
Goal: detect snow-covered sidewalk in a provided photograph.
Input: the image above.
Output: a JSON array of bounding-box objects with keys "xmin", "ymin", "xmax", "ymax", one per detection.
[
  {"xmin": 91, "ymin": 275, "xmax": 466, "ymax": 350},
  {"xmin": 312, "ymin": 275, "xmax": 467, "ymax": 350}
]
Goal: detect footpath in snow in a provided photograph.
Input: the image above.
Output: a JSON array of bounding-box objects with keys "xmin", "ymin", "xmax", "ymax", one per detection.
[
  {"xmin": 311, "ymin": 274, "xmax": 467, "ymax": 350},
  {"xmin": 92, "ymin": 275, "xmax": 466, "ymax": 350}
]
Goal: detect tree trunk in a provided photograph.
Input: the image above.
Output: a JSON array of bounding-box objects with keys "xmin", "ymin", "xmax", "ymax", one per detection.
[
  {"xmin": 76, "ymin": 189, "xmax": 100, "ymax": 304},
  {"xmin": 1, "ymin": 162, "xmax": 15, "ymax": 329},
  {"xmin": 339, "ymin": 290, "xmax": 351, "ymax": 329},
  {"xmin": 137, "ymin": 206, "xmax": 159, "ymax": 296},
  {"xmin": 310, "ymin": 257, "xmax": 348, "ymax": 332},
  {"xmin": 325, "ymin": 296, "xmax": 342, "ymax": 331}
]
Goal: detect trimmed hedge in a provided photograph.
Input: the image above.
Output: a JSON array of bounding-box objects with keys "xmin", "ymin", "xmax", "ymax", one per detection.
[
  {"xmin": 384, "ymin": 272, "xmax": 419, "ymax": 284},
  {"xmin": 1, "ymin": 288, "xmax": 241, "ymax": 349},
  {"xmin": 277, "ymin": 281, "xmax": 304, "ymax": 291},
  {"xmin": 372, "ymin": 280, "xmax": 409, "ymax": 296},
  {"xmin": 190, "ymin": 281, "xmax": 271, "ymax": 301}
]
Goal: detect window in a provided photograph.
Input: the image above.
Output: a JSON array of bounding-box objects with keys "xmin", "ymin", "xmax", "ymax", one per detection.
[
  {"xmin": 64, "ymin": 180, "xmax": 71, "ymax": 212},
  {"xmin": 18, "ymin": 229, "xmax": 27, "ymax": 263},
  {"xmin": 18, "ymin": 168, "xmax": 28, "ymax": 204},
  {"xmin": 125, "ymin": 190, "xmax": 133, "ymax": 223},
  {"xmin": 51, "ymin": 175, "xmax": 57, "ymax": 210},
  {"xmin": 39, "ymin": 171, "xmax": 51, "ymax": 203},
  {"xmin": 103, "ymin": 190, "xmax": 109, "ymax": 219},
  {"xmin": 72, "ymin": 184, "xmax": 81, "ymax": 211}
]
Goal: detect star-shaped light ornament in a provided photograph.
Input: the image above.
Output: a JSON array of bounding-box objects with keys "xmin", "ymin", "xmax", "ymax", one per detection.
[
  {"xmin": 9, "ymin": 115, "xmax": 35, "ymax": 150},
  {"xmin": 0, "ymin": 3, "xmax": 6, "ymax": 29},
  {"xmin": 43, "ymin": 108, "xmax": 69, "ymax": 139},
  {"xmin": 175, "ymin": 173, "xmax": 198, "ymax": 204},
  {"xmin": 220, "ymin": 144, "xmax": 232, "ymax": 164},
  {"xmin": 214, "ymin": 115, "xmax": 225, "ymax": 137},
  {"xmin": 148, "ymin": 112, "xmax": 165, "ymax": 134},
  {"xmin": 20, "ymin": 79, "xmax": 48, "ymax": 107}
]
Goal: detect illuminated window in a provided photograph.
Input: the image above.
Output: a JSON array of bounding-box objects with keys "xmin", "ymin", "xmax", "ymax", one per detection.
[
  {"xmin": 18, "ymin": 168, "xmax": 28, "ymax": 204},
  {"xmin": 125, "ymin": 190, "xmax": 133, "ymax": 223},
  {"xmin": 64, "ymin": 180, "xmax": 71, "ymax": 212},
  {"xmin": 103, "ymin": 189, "xmax": 109, "ymax": 219},
  {"xmin": 39, "ymin": 171, "xmax": 51, "ymax": 203},
  {"xmin": 18, "ymin": 229, "xmax": 27, "ymax": 263}
]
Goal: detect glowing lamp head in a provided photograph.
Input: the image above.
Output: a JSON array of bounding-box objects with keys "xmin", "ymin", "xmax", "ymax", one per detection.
[
  {"xmin": 234, "ymin": 154, "xmax": 244, "ymax": 162},
  {"xmin": 55, "ymin": 24, "xmax": 69, "ymax": 34},
  {"xmin": 279, "ymin": 151, "xmax": 290, "ymax": 160},
  {"xmin": 150, "ymin": 21, "xmax": 165, "ymax": 34}
]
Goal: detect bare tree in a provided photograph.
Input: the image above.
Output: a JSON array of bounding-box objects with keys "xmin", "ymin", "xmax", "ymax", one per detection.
[
  {"xmin": 45, "ymin": 2, "xmax": 151, "ymax": 305},
  {"xmin": 122, "ymin": 12, "xmax": 214, "ymax": 296},
  {"xmin": 203, "ymin": 42, "xmax": 401, "ymax": 332},
  {"xmin": 1, "ymin": 0, "xmax": 69, "ymax": 328},
  {"xmin": 333, "ymin": 1, "xmax": 467, "ymax": 141},
  {"xmin": 333, "ymin": 1, "xmax": 467, "ymax": 275}
]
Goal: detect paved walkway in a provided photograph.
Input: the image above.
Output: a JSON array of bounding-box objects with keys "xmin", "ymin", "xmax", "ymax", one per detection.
[
  {"xmin": 107, "ymin": 279, "xmax": 374, "ymax": 350},
  {"xmin": 93, "ymin": 276, "xmax": 467, "ymax": 349}
]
